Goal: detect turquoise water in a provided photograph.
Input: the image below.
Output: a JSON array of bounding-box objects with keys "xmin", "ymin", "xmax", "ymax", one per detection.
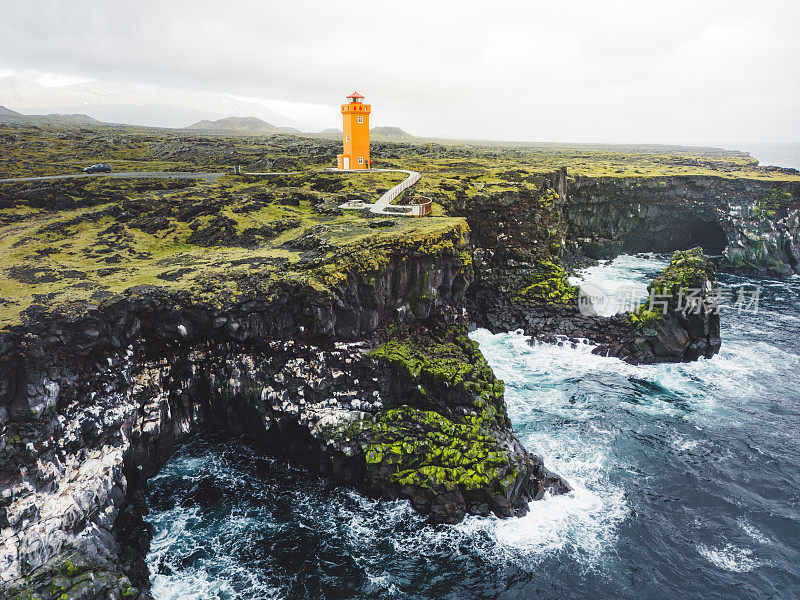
[{"xmin": 145, "ymin": 255, "xmax": 800, "ymax": 599}]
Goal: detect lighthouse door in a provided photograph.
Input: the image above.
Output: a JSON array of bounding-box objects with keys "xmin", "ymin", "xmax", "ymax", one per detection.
[{"xmin": 343, "ymin": 157, "xmax": 350, "ymax": 169}]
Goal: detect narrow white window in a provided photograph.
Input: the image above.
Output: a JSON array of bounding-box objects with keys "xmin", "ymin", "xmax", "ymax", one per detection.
[
  {"xmin": 358, "ymin": 157, "xmax": 364, "ymax": 165},
  {"xmin": 358, "ymin": 116, "xmax": 363, "ymax": 123},
  {"xmin": 345, "ymin": 134, "xmax": 350, "ymax": 142}
]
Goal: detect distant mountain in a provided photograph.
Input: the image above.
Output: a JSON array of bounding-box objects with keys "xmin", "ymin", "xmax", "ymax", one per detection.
[
  {"xmin": 186, "ymin": 116, "xmax": 302, "ymax": 134},
  {"xmin": 0, "ymin": 105, "xmax": 26, "ymax": 123},
  {"xmin": 0, "ymin": 105, "xmax": 103, "ymax": 126},
  {"xmin": 320, "ymin": 127, "xmax": 342, "ymax": 134},
  {"xmin": 187, "ymin": 116, "xmax": 277, "ymax": 132},
  {"xmin": 370, "ymin": 126, "xmax": 413, "ymax": 138},
  {"xmin": 0, "ymin": 76, "xmax": 312, "ymax": 130},
  {"xmin": 30, "ymin": 113, "xmax": 102, "ymax": 126}
]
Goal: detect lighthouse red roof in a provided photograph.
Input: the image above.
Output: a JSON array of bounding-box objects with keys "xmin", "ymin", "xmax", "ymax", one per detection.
[{"xmin": 346, "ymin": 91, "xmax": 364, "ymax": 99}]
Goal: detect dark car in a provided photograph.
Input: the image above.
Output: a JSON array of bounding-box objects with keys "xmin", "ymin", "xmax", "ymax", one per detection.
[{"xmin": 83, "ymin": 163, "xmax": 112, "ymax": 174}]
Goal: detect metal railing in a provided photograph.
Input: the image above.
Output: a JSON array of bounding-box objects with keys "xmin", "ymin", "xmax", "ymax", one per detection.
[{"xmin": 369, "ymin": 170, "xmax": 421, "ymax": 214}]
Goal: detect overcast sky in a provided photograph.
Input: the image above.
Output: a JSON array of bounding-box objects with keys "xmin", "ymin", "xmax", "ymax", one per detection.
[{"xmin": 1, "ymin": 0, "xmax": 799, "ymax": 143}]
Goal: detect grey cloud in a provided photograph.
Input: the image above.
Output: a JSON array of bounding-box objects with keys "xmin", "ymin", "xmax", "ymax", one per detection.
[{"xmin": 1, "ymin": 0, "xmax": 798, "ymax": 142}]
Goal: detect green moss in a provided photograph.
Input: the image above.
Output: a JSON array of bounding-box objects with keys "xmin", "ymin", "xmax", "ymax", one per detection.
[
  {"xmin": 0, "ymin": 170, "xmax": 469, "ymax": 329},
  {"xmin": 367, "ymin": 325, "xmax": 505, "ymax": 422},
  {"xmin": 510, "ymin": 258, "xmax": 578, "ymax": 305},
  {"xmin": 356, "ymin": 406, "xmax": 516, "ymax": 492},
  {"xmin": 63, "ymin": 558, "xmax": 78, "ymax": 577},
  {"xmin": 538, "ymin": 187, "xmax": 560, "ymax": 209},
  {"xmin": 368, "ymin": 144, "xmax": 800, "ymax": 182},
  {"xmin": 4, "ymin": 122, "xmax": 800, "ymax": 183},
  {"xmin": 751, "ymin": 187, "xmax": 793, "ymax": 219},
  {"xmin": 630, "ymin": 247, "xmax": 712, "ymax": 327},
  {"xmin": 341, "ymin": 325, "xmax": 520, "ymax": 494},
  {"xmin": 310, "ymin": 218, "xmax": 471, "ymax": 294},
  {"xmin": 7, "ymin": 550, "xmax": 145, "ymax": 600},
  {"xmin": 628, "ymin": 305, "xmax": 664, "ymax": 327}
]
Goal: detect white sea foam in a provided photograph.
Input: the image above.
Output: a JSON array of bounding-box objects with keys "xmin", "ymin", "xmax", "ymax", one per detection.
[
  {"xmin": 457, "ymin": 328, "xmax": 630, "ymax": 569},
  {"xmin": 148, "ymin": 455, "xmax": 209, "ymax": 483},
  {"xmin": 737, "ymin": 518, "xmax": 771, "ymax": 545},
  {"xmin": 365, "ymin": 572, "xmax": 401, "ymax": 596},
  {"xmin": 148, "ymin": 502, "xmax": 284, "ymax": 600},
  {"xmin": 462, "ymin": 255, "xmax": 800, "ymax": 572},
  {"xmin": 569, "ymin": 253, "xmax": 669, "ymax": 317},
  {"xmin": 670, "ymin": 434, "xmax": 702, "ymax": 453},
  {"xmin": 697, "ymin": 543, "xmax": 762, "ymax": 573},
  {"xmin": 472, "ymin": 317, "xmax": 800, "ymax": 433},
  {"xmin": 333, "ymin": 470, "xmax": 626, "ymax": 573},
  {"xmin": 472, "ymin": 327, "xmax": 709, "ymax": 420},
  {"xmin": 455, "ymin": 461, "xmax": 628, "ymax": 570}
]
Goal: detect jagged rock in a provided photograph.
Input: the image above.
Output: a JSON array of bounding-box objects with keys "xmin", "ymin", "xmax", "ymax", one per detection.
[
  {"xmin": 628, "ymin": 248, "xmax": 721, "ymax": 361},
  {"xmin": 4, "ymin": 549, "xmax": 152, "ymax": 600},
  {"xmin": 471, "ymin": 248, "xmax": 721, "ymax": 364},
  {"xmin": 566, "ymin": 175, "xmax": 800, "ymax": 276},
  {"xmin": 0, "ymin": 238, "xmax": 567, "ymax": 595}
]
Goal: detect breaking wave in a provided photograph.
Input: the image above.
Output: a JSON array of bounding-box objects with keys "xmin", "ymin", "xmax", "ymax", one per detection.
[{"xmin": 147, "ymin": 255, "xmax": 800, "ymax": 599}]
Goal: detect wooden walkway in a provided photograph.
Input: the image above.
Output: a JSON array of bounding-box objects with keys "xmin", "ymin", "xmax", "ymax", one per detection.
[
  {"xmin": 329, "ymin": 168, "xmax": 430, "ymax": 216},
  {"xmin": 242, "ymin": 167, "xmax": 432, "ymax": 217}
]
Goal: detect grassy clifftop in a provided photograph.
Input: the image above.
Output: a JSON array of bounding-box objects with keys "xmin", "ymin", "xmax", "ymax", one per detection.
[
  {"xmin": 2, "ymin": 124, "xmax": 797, "ymax": 329},
  {"xmin": 0, "ymin": 171, "xmax": 466, "ymax": 331}
]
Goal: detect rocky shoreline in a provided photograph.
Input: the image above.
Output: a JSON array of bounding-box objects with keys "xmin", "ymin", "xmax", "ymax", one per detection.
[
  {"xmin": 1, "ymin": 151, "xmax": 794, "ymax": 598},
  {"xmin": 1, "ymin": 225, "xmax": 568, "ymax": 598},
  {"xmin": 469, "ymin": 248, "xmax": 721, "ymax": 364},
  {"xmin": 566, "ymin": 174, "xmax": 800, "ymax": 277},
  {"xmin": 0, "ymin": 245, "xmax": 718, "ymax": 599}
]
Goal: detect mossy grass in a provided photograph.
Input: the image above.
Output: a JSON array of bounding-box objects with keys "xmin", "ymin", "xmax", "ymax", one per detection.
[
  {"xmin": 6, "ymin": 550, "xmax": 142, "ymax": 600},
  {"xmin": 2, "ymin": 124, "xmax": 790, "ymax": 328},
  {"xmin": 367, "ymin": 323, "xmax": 505, "ymax": 418},
  {"xmin": 750, "ymin": 187, "xmax": 793, "ymax": 220},
  {"xmin": 4, "ymin": 123, "xmax": 799, "ymax": 181},
  {"xmin": 0, "ymin": 166, "xmax": 466, "ymax": 329},
  {"xmin": 510, "ymin": 257, "xmax": 578, "ymax": 305}
]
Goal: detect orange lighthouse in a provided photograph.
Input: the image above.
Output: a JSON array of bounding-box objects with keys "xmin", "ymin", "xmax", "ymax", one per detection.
[{"xmin": 336, "ymin": 91, "xmax": 371, "ymax": 170}]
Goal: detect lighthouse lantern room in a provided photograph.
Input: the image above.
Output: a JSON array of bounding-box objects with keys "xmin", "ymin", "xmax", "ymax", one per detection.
[{"xmin": 337, "ymin": 91, "xmax": 371, "ymax": 170}]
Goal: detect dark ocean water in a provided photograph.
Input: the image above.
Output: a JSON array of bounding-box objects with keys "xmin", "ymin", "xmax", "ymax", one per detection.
[{"xmin": 145, "ymin": 255, "xmax": 800, "ymax": 600}]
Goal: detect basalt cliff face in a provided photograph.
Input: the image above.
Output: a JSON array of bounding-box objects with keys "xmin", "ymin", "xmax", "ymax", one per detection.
[
  {"xmin": 0, "ymin": 222, "xmax": 568, "ymax": 599},
  {"xmin": 437, "ymin": 172, "xmax": 723, "ymax": 363},
  {"xmin": 566, "ymin": 175, "xmax": 800, "ymax": 276},
  {"xmin": 2, "ymin": 150, "xmax": 795, "ymax": 598}
]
